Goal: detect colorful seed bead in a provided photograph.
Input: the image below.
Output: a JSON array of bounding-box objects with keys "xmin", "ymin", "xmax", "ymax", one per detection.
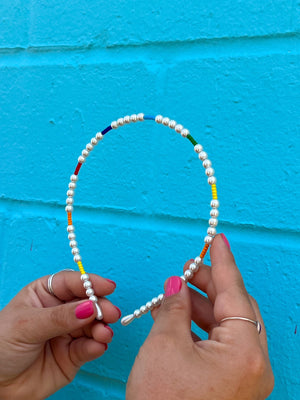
[
  {"xmin": 77, "ymin": 261, "xmax": 86, "ymax": 275},
  {"xmin": 200, "ymin": 244, "xmax": 210, "ymax": 259},
  {"xmin": 211, "ymin": 184, "xmax": 218, "ymax": 200}
]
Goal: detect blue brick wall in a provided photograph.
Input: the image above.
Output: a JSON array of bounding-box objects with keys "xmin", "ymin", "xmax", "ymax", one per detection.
[{"xmin": 0, "ymin": 1, "xmax": 299, "ymax": 399}]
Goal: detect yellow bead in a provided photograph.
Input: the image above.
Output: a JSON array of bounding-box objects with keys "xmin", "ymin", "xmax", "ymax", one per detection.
[
  {"xmin": 77, "ymin": 261, "xmax": 86, "ymax": 275},
  {"xmin": 211, "ymin": 184, "xmax": 218, "ymax": 200}
]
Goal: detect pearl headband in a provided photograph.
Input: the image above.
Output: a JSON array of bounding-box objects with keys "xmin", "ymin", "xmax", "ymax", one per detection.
[{"xmin": 65, "ymin": 113, "xmax": 219, "ymax": 326}]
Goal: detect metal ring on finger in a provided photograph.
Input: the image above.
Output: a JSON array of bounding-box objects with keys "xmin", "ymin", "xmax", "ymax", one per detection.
[
  {"xmin": 47, "ymin": 269, "xmax": 75, "ymax": 296},
  {"xmin": 219, "ymin": 317, "xmax": 262, "ymax": 334}
]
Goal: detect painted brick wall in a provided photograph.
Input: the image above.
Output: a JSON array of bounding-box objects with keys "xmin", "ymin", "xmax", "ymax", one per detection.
[{"xmin": 0, "ymin": 1, "xmax": 299, "ymax": 399}]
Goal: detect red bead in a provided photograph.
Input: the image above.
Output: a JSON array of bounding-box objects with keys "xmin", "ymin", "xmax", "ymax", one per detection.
[{"xmin": 74, "ymin": 162, "xmax": 82, "ymax": 175}]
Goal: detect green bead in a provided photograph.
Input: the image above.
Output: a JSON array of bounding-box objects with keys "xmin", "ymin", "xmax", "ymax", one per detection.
[{"xmin": 187, "ymin": 134, "xmax": 197, "ymax": 146}]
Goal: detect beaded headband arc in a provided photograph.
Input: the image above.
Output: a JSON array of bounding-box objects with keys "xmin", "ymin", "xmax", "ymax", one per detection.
[{"xmin": 65, "ymin": 113, "xmax": 219, "ymax": 326}]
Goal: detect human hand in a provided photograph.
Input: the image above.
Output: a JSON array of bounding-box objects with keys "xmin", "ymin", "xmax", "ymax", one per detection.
[
  {"xmin": 126, "ymin": 234, "xmax": 274, "ymax": 400},
  {"xmin": 0, "ymin": 271, "xmax": 120, "ymax": 400}
]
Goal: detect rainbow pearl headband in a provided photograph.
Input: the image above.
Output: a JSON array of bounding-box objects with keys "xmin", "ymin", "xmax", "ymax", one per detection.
[{"xmin": 65, "ymin": 113, "xmax": 219, "ymax": 326}]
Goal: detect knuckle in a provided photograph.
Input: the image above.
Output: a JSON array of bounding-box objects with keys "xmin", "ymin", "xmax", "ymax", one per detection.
[
  {"xmin": 244, "ymin": 349, "xmax": 267, "ymax": 379},
  {"xmin": 266, "ymin": 370, "xmax": 275, "ymax": 395},
  {"xmin": 163, "ymin": 298, "xmax": 186, "ymax": 315},
  {"xmin": 49, "ymin": 306, "xmax": 68, "ymax": 328}
]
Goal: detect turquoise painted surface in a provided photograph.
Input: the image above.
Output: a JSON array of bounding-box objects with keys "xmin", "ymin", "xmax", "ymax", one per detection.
[{"xmin": 0, "ymin": 1, "xmax": 299, "ymax": 399}]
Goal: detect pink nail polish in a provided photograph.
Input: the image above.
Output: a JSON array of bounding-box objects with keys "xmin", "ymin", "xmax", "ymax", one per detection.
[
  {"xmin": 104, "ymin": 343, "xmax": 108, "ymax": 351},
  {"xmin": 165, "ymin": 276, "xmax": 182, "ymax": 297},
  {"xmin": 104, "ymin": 324, "xmax": 114, "ymax": 337},
  {"xmin": 115, "ymin": 306, "xmax": 122, "ymax": 319},
  {"xmin": 106, "ymin": 279, "xmax": 117, "ymax": 288},
  {"xmin": 221, "ymin": 233, "xmax": 230, "ymax": 250},
  {"xmin": 75, "ymin": 301, "xmax": 94, "ymax": 319}
]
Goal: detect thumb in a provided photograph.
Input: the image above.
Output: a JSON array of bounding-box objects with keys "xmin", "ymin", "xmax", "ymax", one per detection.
[
  {"xmin": 150, "ymin": 276, "xmax": 192, "ymax": 340},
  {"xmin": 28, "ymin": 300, "xmax": 97, "ymax": 343}
]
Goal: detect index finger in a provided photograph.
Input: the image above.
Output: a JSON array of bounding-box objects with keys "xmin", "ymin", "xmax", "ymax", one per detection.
[
  {"xmin": 37, "ymin": 271, "xmax": 116, "ymax": 306},
  {"xmin": 211, "ymin": 234, "xmax": 256, "ymax": 322}
]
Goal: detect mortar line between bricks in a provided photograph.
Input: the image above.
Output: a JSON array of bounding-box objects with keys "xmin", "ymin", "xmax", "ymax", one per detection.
[
  {"xmin": 0, "ymin": 197, "xmax": 299, "ymax": 247},
  {"xmin": 0, "ymin": 33, "xmax": 300, "ymax": 67}
]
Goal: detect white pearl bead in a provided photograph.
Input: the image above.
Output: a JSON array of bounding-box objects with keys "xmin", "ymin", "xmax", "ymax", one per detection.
[
  {"xmin": 67, "ymin": 189, "xmax": 74, "ymax": 197},
  {"xmin": 71, "ymin": 247, "xmax": 79, "ymax": 255},
  {"xmin": 66, "ymin": 197, "xmax": 74, "ymax": 205},
  {"xmin": 82, "ymin": 149, "xmax": 89, "ymax": 158},
  {"xmin": 208, "ymin": 176, "xmax": 217, "ymax": 185},
  {"xmin": 68, "ymin": 232, "xmax": 76, "ymax": 240},
  {"xmin": 175, "ymin": 124, "xmax": 183, "ymax": 133},
  {"xmin": 157, "ymin": 294, "xmax": 164, "ymax": 302},
  {"xmin": 180, "ymin": 274, "xmax": 187, "ymax": 282},
  {"xmin": 78, "ymin": 155, "xmax": 85, "ymax": 163},
  {"xmin": 168, "ymin": 119, "xmax": 177, "ymax": 129},
  {"xmin": 96, "ymin": 132, "xmax": 103, "ymax": 141},
  {"xmin": 130, "ymin": 114, "xmax": 137, "ymax": 122},
  {"xmin": 111, "ymin": 121, "xmax": 118, "ymax": 129},
  {"xmin": 134, "ymin": 309, "xmax": 141, "ymax": 318},
  {"xmin": 199, "ymin": 151, "xmax": 208, "ymax": 161},
  {"xmin": 152, "ymin": 297, "xmax": 159, "ymax": 306},
  {"xmin": 194, "ymin": 144, "xmax": 203, "ymax": 153},
  {"xmin": 137, "ymin": 113, "xmax": 144, "ymax": 121},
  {"xmin": 155, "ymin": 115, "xmax": 163, "ymax": 123},
  {"xmin": 121, "ymin": 314, "xmax": 134, "ymax": 326},
  {"xmin": 146, "ymin": 301, "xmax": 153, "ymax": 311},
  {"xmin": 140, "ymin": 305, "xmax": 147, "ymax": 314},
  {"xmin": 86, "ymin": 143, "xmax": 93, "ymax": 151},
  {"xmin": 123, "ymin": 115, "xmax": 130, "ymax": 124},
  {"xmin": 207, "ymin": 227, "xmax": 216, "ymax": 236},
  {"xmin": 70, "ymin": 174, "xmax": 78, "ymax": 182},
  {"xmin": 95, "ymin": 303, "xmax": 103, "ymax": 320},
  {"xmin": 86, "ymin": 288, "xmax": 94, "ymax": 297},
  {"xmin": 205, "ymin": 167, "xmax": 215, "ymax": 177},
  {"xmin": 91, "ymin": 138, "xmax": 98, "ymax": 145},
  {"xmin": 204, "ymin": 235, "xmax": 213, "ymax": 244},
  {"xmin": 69, "ymin": 240, "xmax": 78, "ymax": 248},
  {"xmin": 209, "ymin": 218, "xmax": 218, "ymax": 227},
  {"xmin": 162, "ymin": 117, "xmax": 170, "ymax": 126},
  {"xmin": 74, "ymin": 254, "xmax": 82, "ymax": 262},
  {"xmin": 67, "ymin": 225, "xmax": 75, "ymax": 233},
  {"xmin": 181, "ymin": 128, "xmax": 189, "ymax": 137},
  {"xmin": 184, "ymin": 269, "xmax": 193, "ymax": 280},
  {"xmin": 203, "ymin": 159, "xmax": 212, "ymax": 168},
  {"xmin": 210, "ymin": 200, "xmax": 220, "ymax": 208},
  {"xmin": 65, "ymin": 205, "xmax": 73, "ymax": 213},
  {"xmin": 83, "ymin": 280, "xmax": 92, "ymax": 289},
  {"xmin": 194, "ymin": 256, "xmax": 202, "ymax": 265},
  {"xmin": 89, "ymin": 295, "xmax": 98, "ymax": 302},
  {"xmin": 68, "ymin": 182, "xmax": 76, "ymax": 189},
  {"xmin": 168, "ymin": 120, "xmax": 177, "ymax": 129},
  {"xmin": 81, "ymin": 273, "xmax": 89, "ymax": 281},
  {"xmin": 117, "ymin": 118, "xmax": 124, "ymax": 126},
  {"xmin": 189, "ymin": 262, "xmax": 198, "ymax": 272},
  {"xmin": 210, "ymin": 209, "xmax": 219, "ymax": 218}
]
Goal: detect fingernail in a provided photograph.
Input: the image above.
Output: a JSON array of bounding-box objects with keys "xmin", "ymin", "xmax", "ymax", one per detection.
[
  {"xmin": 165, "ymin": 276, "xmax": 182, "ymax": 297},
  {"xmin": 221, "ymin": 233, "xmax": 230, "ymax": 250},
  {"xmin": 106, "ymin": 279, "xmax": 117, "ymax": 288},
  {"xmin": 104, "ymin": 343, "xmax": 108, "ymax": 351},
  {"xmin": 115, "ymin": 306, "xmax": 122, "ymax": 319},
  {"xmin": 104, "ymin": 324, "xmax": 114, "ymax": 337},
  {"xmin": 75, "ymin": 300, "xmax": 94, "ymax": 319}
]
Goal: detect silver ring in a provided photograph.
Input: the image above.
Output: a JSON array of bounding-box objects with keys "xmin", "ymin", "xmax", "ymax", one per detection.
[
  {"xmin": 47, "ymin": 269, "xmax": 75, "ymax": 296},
  {"xmin": 219, "ymin": 317, "xmax": 262, "ymax": 334}
]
